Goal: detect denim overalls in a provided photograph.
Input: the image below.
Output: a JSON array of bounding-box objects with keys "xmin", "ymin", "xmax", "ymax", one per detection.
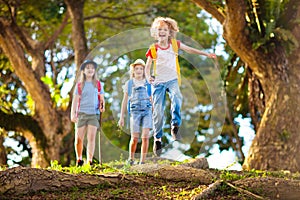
[
  {"xmin": 129, "ymin": 82, "xmax": 152, "ymax": 134},
  {"xmin": 130, "ymin": 84, "xmax": 151, "ymax": 111}
]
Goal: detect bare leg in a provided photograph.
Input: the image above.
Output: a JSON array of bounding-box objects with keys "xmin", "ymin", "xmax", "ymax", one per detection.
[
  {"xmin": 75, "ymin": 126, "xmax": 86, "ymax": 160},
  {"xmin": 140, "ymin": 128, "xmax": 150, "ymax": 163},
  {"xmin": 86, "ymin": 125, "xmax": 97, "ymax": 163},
  {"xmin": 129, "ymin": 136, "xmax": 139, "ymax": 160}
]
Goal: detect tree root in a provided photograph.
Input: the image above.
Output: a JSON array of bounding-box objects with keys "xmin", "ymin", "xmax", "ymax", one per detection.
[
  {"xmin": 225, "ymin": 182, "xmax": 268, "ymax": 200},
  {"xmin": 191, "ymin": 180, "xmax": 223, "ymax": 200},
  {"xmin": 192, "ymin": 180, "xmax": 268, "ymax": 200}
]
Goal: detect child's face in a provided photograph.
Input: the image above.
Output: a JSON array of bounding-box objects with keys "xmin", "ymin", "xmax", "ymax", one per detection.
[
  {"xmin": 83, "ymin": 64, "xmax": 96, "ymax": 77},
  {"xmin": 133, "ymin": 65, "xmax": 144, "ymax": 78},
  {"xmin": 156, "ymin": 22, "xmax": 170, "ymax": 41}
]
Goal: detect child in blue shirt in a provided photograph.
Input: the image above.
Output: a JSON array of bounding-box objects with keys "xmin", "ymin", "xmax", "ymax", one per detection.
[{"xmin": 71, "ymin": 60, "xmax": 105, "ymax": 166}]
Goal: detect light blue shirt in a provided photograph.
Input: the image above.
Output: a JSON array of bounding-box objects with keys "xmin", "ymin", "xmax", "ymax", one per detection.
[{"xmin": 74, "ymin": 81, "xmax": 104, "ymax": 115}]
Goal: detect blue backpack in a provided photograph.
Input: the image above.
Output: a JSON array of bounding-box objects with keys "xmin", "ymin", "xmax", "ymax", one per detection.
[{"xmin": 126, "ymin": 79, "xmax": 152, "ymax": 127}]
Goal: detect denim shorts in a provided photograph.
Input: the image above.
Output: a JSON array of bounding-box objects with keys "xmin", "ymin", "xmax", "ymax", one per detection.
[
  {"xmin": 130, "ymin": 109, "xmax": 152, "ymax": 138},
  {"xmin": 77, "ymin": 113, "xmax": 100, "ymax": 128}
]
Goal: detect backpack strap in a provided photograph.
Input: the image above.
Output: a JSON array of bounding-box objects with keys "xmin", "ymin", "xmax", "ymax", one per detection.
[
  {"xmin": 97, "ymin": 80, "xmax": 102, "ymax": 109},
  {"xmin": 145, "ymin": 80, "xmax": 152, "ymax": 97},
  {"xmin": 150, "ymin": 40, "xmax": 181, "ymax": 85},
  {"xmin": 127, "ymin": 79, "xmax": 133, "ymax": 97},
  {"xmin": 126, "ymin": 79, "xmax": 134, "ymax": 128},
  {"xmin": 127, "ymin": 79, "xmax": 133, "ymax": 115},
  {"xmin": 171, "ymin": 39, "xmax": 181, "ymax": 85},
  {"xmin": 150, "ymin": 44, "xmax": 157, "ymax": 77}
]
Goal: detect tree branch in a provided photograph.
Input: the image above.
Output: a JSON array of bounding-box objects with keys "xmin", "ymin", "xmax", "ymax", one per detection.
[
  {"xmin": 222, "ymin": 0, "xmax": 266, "ymax": 79},
  {"xmin": 0, "ymin": 110, "xmax": 46, "ymax": 146},
  {"xmin": 191, "ymin": 0, "xmax": 226, "ymax": 24},
  {"xmin": 85, "ymin": 10, "xmax": 152, "ymax": 22},
  {"xmin": 44, "ymin": 12, "xmax": 70, "ymax": 50},
  {"xmin": 0, "ymin": 19, "xmax": 58, "ymax": 132}
]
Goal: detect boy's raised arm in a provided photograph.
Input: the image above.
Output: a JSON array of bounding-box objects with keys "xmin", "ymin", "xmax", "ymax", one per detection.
[{"xmin": 180, "ymin": 42, "xmax": 216, "ymax": 59}]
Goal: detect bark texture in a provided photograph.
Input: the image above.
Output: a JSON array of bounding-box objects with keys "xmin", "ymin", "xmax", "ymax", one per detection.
[
  {"xmin": 0, "ymin": 166, "xmax": 120, "ymax": 195},
  {"xmin": 0, "ymin": 0, "xmax": 87, "ymax": 167},
  {"xmin": 193, "ymin": 0, "xmax": 300, "ymax": 172}
]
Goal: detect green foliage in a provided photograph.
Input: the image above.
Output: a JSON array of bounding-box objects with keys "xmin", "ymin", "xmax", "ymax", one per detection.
[
  {"xmin": 50, "ymin": 160, "xmax": 63, "ymax": 171},
  {"xmin": 41, "ymin": 75, "xmax": 70, "ymax": 109},
  {"xmin": 220, "ymin": 170, "xmax": 245, "ymax": 182},
  {"xmin": 16, "ymin": 0, "xmax": 66, "ymax": 41},
  {"xmin": 246, "ymin": 0, "xmax": 297, "ymax": 54}
]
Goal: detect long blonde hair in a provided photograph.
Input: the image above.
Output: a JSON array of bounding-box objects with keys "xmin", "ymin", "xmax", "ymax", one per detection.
[{"xmin": 150, "ymin": 17, "xmax": 179, "ymax": 41}]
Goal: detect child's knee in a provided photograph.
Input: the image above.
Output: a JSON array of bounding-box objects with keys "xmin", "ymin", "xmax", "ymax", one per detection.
[
  {"xmin": 75, "ymin": 137, "xmax": 83, "ymax": 145},
  {"xmin": 131, "ymin": 137, "xmax": 139, "ymax": 143}
]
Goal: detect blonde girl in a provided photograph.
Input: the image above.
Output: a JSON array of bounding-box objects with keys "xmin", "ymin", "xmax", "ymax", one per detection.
[
  {"xmin": 119, "ymin": 59, "xmax": 152, "ymax": 165},
  {"xmin": 71, "ymin": 60, "xmax": 105, "ymax": 166}
]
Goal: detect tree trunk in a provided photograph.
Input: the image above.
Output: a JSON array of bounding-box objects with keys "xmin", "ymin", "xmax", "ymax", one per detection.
[
  {"xmin": 0, "ymin": 1, "xmax": 85, "ymax": 167},
  {"xmin": 243, "ymin": 56, "xmax": 300, "ymax": 172},
  {"xmin": 0, "ymin": 134, "xmax": 6, "ymax": 165},
  {"xmin": 242, "ymin": 0, "xmax": 300, "ymax": 172},
  {"xmin": 217, "ymin": 0, "xmax": 300, "ymax": 172},
  {"xmin": 65, "ymin": 0, "xmax": 88, "ymax": 69}
]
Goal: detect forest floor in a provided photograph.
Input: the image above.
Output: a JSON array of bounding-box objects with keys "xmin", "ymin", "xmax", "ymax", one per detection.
[{"xmin": 1, "ymin": 158, "xmax": 300, "ymax": 200}]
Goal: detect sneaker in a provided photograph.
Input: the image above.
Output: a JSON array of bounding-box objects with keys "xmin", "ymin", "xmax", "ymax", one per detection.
[
  {"xmin": 139, "ymin": 161, "xmax": 145, "ymax": 165},
  {"xmin": 77, "ymin": 159, "xmax": 84, "ymax": 167},
  {"xmin": 127, "ymin": 159, "xmax": 134, "ymax": 166},
  {"xmin": 171, "ymin": 125, "xmax": 182, "ymax": 141},
  {"xmin": 153, "ymin": 141, "xmax": 162, "ymax": 157},
  {"xmin": 89, "ymin": 161, "xmax": 93, "ymax": 166}
]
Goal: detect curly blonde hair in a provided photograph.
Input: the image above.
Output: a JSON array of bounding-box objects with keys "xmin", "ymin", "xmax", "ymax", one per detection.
[{"xmin": 150, "ymin": 17, "xmax": 179, "ymax": 40}]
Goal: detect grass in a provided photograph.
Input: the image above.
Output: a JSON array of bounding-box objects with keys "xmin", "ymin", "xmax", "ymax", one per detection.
[{"xmin": 2, "ymin": 159, "xmax": 300, "ymax": 200}]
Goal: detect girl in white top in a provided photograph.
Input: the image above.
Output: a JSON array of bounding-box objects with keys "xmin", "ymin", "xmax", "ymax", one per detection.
[{"xmin": 119, "ymin": 59, "xmax": 152, "ymax": 165}]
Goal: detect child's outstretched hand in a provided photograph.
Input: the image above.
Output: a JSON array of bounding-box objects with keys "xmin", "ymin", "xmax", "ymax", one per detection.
[{"xmin": 207, "ymin": 53, "xmax": 217, "ymax": 59}]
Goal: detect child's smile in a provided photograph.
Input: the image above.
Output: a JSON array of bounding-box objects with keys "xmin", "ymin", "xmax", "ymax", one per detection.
[
  {"xmin": 157, "ymin": 24, "xmax": 169, "ymax": 41},
  {"xmin": 133, "ymin": 65, "xmax": 144, "ymax": 79},
  {"xmin": 84, "ymin": 65, "xmax": 95, "ymax": 78}
]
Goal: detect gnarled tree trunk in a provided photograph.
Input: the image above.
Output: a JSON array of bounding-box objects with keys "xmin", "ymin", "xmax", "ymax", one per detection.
[
  {"xmin": 0, "ymin": 0, "xmax": 86, "ymax": 167},
  {"xmin": 243, "ymin": 61, "xmax": 300, "ymax": 171},
  {"xmin": 193, "ymin": 0, "xmax": 300, "ymax": 172}
]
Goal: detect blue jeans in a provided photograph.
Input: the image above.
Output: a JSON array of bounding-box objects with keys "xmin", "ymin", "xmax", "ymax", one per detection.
[{"xmin": 152, "ymin": 79, "xmax": 182, "ymax": 139}]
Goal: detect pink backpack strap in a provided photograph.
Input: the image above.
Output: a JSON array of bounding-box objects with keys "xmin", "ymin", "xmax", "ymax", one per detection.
[{"xmin": 97, "ymin": 80, "xmax": 102, "ymax": 109}]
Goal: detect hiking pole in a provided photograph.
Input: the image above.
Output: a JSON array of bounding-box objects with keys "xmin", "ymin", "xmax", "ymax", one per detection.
[{"xmin": 98, "ymin": 112, "xmax": 102, "ymax": 165}]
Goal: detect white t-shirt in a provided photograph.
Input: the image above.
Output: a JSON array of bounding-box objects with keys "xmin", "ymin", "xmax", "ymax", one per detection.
[{"xmin": 146, "ymin": 41, "xmax": 180, "ymax": 83}]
